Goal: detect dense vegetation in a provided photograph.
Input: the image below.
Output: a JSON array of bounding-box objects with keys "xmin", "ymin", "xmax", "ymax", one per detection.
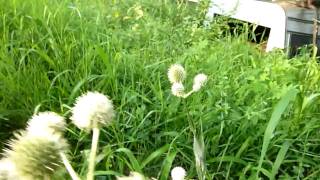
[{"xmin": 1, "ymin": 0, "xmax": 320, "ymax": 179}]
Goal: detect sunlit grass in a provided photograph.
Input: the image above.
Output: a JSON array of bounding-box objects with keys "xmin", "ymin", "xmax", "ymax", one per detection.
[{"xmin": 1, "ymin": 0, "xmax": 320, "ymax": 179}]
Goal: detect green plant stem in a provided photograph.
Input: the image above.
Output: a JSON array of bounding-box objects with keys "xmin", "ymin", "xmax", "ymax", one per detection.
[
  {"xmin": 183, "ymin": 90, "xmax": 194, "ymax": 98},
  {"xmin": 87, "ymin": 127, "xmax": 100, "ymax": 180},
  {"xmin": 60, "ymin": 152, "xmax": 81, "ymax": 180}
]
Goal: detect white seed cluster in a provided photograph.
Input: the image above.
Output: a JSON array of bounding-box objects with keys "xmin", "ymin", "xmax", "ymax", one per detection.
[
  {"xmin": 116, "ymin": 171, "xmax": 146, "ymax": 180},
  {"xmin": 171, "ymin": 166, "xmax": 186, "ymax": 180},
  {"xmin": 192, "ymin": 73, "xmax": 208, "ymax": 92},
  {"xmin": 168, "ymin": 64, "xmax": 186, "ymax": 84},
  {"xmin": 71, "ymin": 91, "xmax": 115, "ymax": 130},
  {"xmin": 167, "ymin": 64, "xmax": 208, "ymax": 98},
  {"xmin": 4, "ymin": 132, "xmax": 67, "ymax": 180},
  {"xmin": 26, "ymin": 112, "xmax": 66, "ymax": 137}
]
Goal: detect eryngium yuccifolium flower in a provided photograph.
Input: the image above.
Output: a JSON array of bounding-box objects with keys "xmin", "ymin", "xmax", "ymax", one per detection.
[
  {"xmin": 168, "ymin": 64, "xmax": 186, "ymax": 84},
  {"xmin": 171, "ymin": 83, "xmax": 185, "ymax": 97},
  {"xmin": 5, "ymin": 132, "xmax": 68, "ymax": 180},
  {"xmin": 116, "ymin": 172, "xmax": 146, "ymax": 180},
  {"xmin": 171, "ymin": 166, "xmax": 186, "ymax": 180},
  {"xmin": 0, "ymin": 158, "xmax": 19, "ymax": 180},
  {"xmin": 26, "ymin": 112, "xmax": 66, "ymax": 137},
  {"xmin": 71, "ymin": 91, "xmax": 115, "ymax": 130},
  {"xmin": 192, "ymin": 73, "xmax": 208, "ymax": 92}
]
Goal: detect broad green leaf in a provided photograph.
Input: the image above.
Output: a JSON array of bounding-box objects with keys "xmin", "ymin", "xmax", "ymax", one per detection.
[
  {"xmin": 141, "ymin": 144, "xmax": 170, "ymax": 169},
  {"xmin": 258, "ymin": 88, "xmax": 298, "ymax": 176}
]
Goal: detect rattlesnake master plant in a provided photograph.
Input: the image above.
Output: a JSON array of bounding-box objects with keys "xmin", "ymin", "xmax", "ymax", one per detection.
[
  {"xmin": 0, "ymin": 158, "xmax": 19, "ymax": 180},
  {"xmin": 71, "ymin": 91, "xmax": 115, "ymax": 180},
  {"xmin": 26, "ymin": 112, "xmax": 66, "ymax": 137},
  {"xmin": 171, "ymin": 82, "xmax": 186, "ymax": 97},
  {"xmin": 116, "ymin": 172, "xmax": 147, "ymax": 180},
  {"xmin": 168, "ymin": 64, "xmax": 208, "ymax": 98},
  {"xmin": 4, "ymin": 132, "xmax": 68, "ymax": 180},
  {"xmin": 168, "ymin": 64, "xmax": 186, "ymax": 84},
  {"xmin": 71, "ymin": 91, "xmax": 115, "ymax": 130},
  {"xmin": 171, "ymin": 167, "xmax": 186, "ymax": 180},
  {"xmin": 192, "ymin": 73, "xmax": 208, "ymax": 92}
]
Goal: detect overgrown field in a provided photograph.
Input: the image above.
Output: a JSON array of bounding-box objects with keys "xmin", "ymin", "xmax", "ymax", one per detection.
[{"xmin": 1, "ymin": 0, "xmax": 320, "ymax": 179}]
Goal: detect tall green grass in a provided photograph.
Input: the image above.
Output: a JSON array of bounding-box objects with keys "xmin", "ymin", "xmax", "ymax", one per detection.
[{"xmin": 1, "ymin": 0, "xmax": 320, "ymax": 179}]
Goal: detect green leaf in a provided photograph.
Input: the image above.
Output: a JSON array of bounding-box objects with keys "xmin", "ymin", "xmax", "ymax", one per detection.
[
  {"xmin": 258, "ymin": 87, "xmax": 298, "ymax": 176},
  {"xmin": 301, "ymin": 93, "xmax": 320, "ymax": 112},
  {"xmin": 116, "ymin": 148, "xmax": 142, "ymax": 172},
  {"xmin": 271, "ymin": 141, "xmax": 291, "ymax": 179},
  {"xmin": 159, "ymin": 149, "xmax": 177, "ymax": 180},
  {"xmin": 141, "ymin": 144, "xmax": 170, "ymax": 169}
]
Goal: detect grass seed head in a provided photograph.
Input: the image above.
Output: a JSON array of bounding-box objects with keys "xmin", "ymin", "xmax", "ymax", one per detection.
[
  {"xmin": 168, "ymin": 64, "xmax": 186, "ymax": 84},
  {"xmin": 71, "ymin": 91, "xmax": 115, "ymax": 130}
]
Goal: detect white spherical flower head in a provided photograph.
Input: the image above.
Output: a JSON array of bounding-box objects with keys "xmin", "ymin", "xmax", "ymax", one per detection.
[
  {"xmin": 27, "ymin": 112, "xmax": 66, "ymax": 137},
  {"xmin": 171, "ymin": 166, "xmax": 186, "ymax": 180},
  {"xmin": 116, "ymin": 171, "xmax": 146, "ymax": 180},
  {"xmin": 0, "ymin": 158, "xmax": 19, "ymax": 180},
  {"xmin": 5, "ymin": 132, "xmax": 68, "ymax": 180},
  {"xmin": 192, "ymin": 73, "xmax": 208, "ymax": 92},
  {"xmin": 171, "ymin": 83, "xmax": 185, "ymax": 97},
  {"xmin": 168, "ymin": 64, "xmax": 186, "ymax": 84},
  {"xmin": 71, "ymin": 91, "xmax": 115, "ymax": 130}
]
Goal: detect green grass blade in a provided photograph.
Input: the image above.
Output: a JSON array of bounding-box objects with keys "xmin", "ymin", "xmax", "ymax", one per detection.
[
  {"xmin": 258, "ymin": 88, "xmax": 298, "ymax": 175},
  {"xmin": 116, "ymin": 148, "xmax": 142, "ymax": 172},
  {"xmin": 141, "ymin": 144, "xmax": 170, "ymax": 169},
  {"xmin": 159, "ymin": 149, "xmax": 177, "ymax": 180},
  {"xmin": 271, "ymin": 141, "xmax": 291, "ymax": 179}
]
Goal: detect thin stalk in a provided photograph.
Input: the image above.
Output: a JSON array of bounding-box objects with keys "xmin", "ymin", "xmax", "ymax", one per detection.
[
  {"xmin": 60, "ymin": 152, "xmax": 81, "ymax": 180},
  {"xmin": 87, "ymin": 127, "xmax": 100, "ymax": 180},
  {"xmin": 183, "ymin": 90, "xmax": 194, "ymax": 98}
]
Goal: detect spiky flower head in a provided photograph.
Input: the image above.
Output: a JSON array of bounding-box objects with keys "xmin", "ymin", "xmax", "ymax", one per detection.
[
  {"xmin": 192, "ymin": 73, "xmax": 208, "ymax": 92},
  {"xmin": 171, "ymin": 166, "xmax": 186, "ymax": 180},
  {"xmin": 171, "ymin": 83, "xmax": 185, "ymax": 97},
  {"xmin": 5, "ymin": 132, "xmax": 68, "ymax": 180},
  {"xmin": 116, "ymin": 172, "xmax": 146, "ymax": 180},
  {"xmin": 26, "ymin": 112, "xmax": 66, "ymax": 137},
  {"xmin": 168, "ymin": 64, "xmax": 186, "ymax": 84},
  {"xmin": 0, "ymin": 158, "xmax": 18, "ymax": 180},
  {"xmin": 71, "ymin": 91, "xmax": 115, "ymax": 130}
]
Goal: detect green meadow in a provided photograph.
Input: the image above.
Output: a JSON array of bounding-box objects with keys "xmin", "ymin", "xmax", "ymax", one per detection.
[{"xmin": 1, "ymin": 0, "xmax": 320, "ymax": 179}]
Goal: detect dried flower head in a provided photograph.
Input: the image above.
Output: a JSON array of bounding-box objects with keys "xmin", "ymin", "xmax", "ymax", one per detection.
[
  {"xmin": 71, "ymin": 91, "xmax": 115, "ymax": 130},
  {"xmin": 171, "ymin": 83, "xmax": 185, "ymax": 97},
  {"xmin": 26, "ymin": 112, "xmax": 66, "ymax": 137},
  {"xmin": 5, "ymin": 132, "xmax": 68, "ymax": 180},
  {"xmin": 171, "ymin": 166, "xmax": 186, "ymax": 180},
  {"xmin": 192, "ymin": 73, "xmax": 208, "ymax": 92},
  {"xmin": 0, "ymin": 158, "xmax": 19, "ymax": 180},
  {"xmin": 116, "ymin": 172, "xmax": 146, "ymax": 180},
  {"xmin": 168, "ymin": 64, "xmax": 186, "ymax": 84}
]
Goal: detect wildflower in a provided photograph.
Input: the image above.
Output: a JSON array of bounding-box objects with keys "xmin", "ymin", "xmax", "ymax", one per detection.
[
  {"xmin": 192, "ymin": 73, "xmax": 208, "ymax": 92},
  {"xmin": 71, "ymin": 91, "xmax": 115, "ymax": 130},
  {"xmin": 0, "ymin": 158, "xmax": 19, "ymax": 180},
  {"xmin": 168, "ymin": 64, "xmax": 186, "ymax": 84},
  {"xmin": 5, "ymin": 132, "xmax": 68, "ymax": 180},
  {"xmin": 116, "ymin": 172, "xmax": 146, "ymax": 180},
  {"xmin": 171, "ymin": 83, "xmax": 185, "ymax": 97},
  {"xmin": 134, "ymin": 5, "xmax": 144, "ymax": 19},
  {"xmin": 171, "ymin": 166, "xmax": 186, "ymax": 180},
  {"xmin": 26, "ymin": 112, "xmax": 66, "ymax": 137}
]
